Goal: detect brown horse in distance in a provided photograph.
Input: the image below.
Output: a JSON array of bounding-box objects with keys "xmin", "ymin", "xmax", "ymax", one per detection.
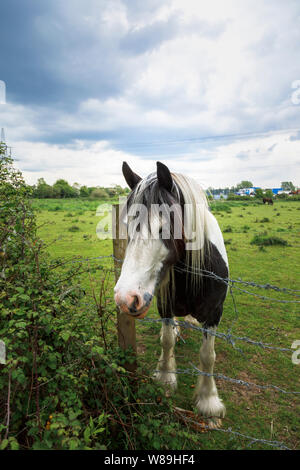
[{"xmin": 263, "ymin": 197, "xmax": 273, "ymax": 205}]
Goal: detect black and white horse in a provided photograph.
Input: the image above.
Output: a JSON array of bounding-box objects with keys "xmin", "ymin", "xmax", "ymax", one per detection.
[{"xmin": 114, "ymin": 162, "xmax": 229, "ymax": 427}]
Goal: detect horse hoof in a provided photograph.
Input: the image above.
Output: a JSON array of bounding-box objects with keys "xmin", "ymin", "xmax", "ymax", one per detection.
[
  {"xmin": 207, "ymin": 417, "xmax": 223, "ymax": 429},
  {"xmin": 195, "ymin": 395, "xmax": 226, "ymax": 420}
]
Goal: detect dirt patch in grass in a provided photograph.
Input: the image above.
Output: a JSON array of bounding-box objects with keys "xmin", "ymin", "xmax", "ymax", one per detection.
[
  {"xmin": 225, "ymin": 370, "xmax": 263, "ymax": 402},
  {"xmin": 137, "ymin": 342, "xmax": 147, "ymax": 355}
]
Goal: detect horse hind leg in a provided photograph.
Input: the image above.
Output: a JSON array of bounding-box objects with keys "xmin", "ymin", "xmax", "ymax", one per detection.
[
  {"xmin": 194, "ymin": 327, "xmax": 226, "ymax": 428},
  {"xmin": 153, "ymin": 319, "xmax": 178, "ymax": 393}
]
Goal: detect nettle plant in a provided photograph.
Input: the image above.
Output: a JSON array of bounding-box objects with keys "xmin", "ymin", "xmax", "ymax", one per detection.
[{"xmin": 0, "ymin": 147, "xmax": 196, "ymax": 451}]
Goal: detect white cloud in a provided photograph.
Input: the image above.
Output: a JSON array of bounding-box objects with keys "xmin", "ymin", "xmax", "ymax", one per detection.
[
  {"xmin": 15, "ymin": 140, "xmax": 153, "ymax": 187},
  {"xmin": 14, "ymin": 129, "xmax": 300, "ymax": 189}
]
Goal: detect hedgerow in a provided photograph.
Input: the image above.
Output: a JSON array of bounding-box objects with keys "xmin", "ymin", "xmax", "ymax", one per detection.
[{"xmin": 0, "ymin": 146, "xmax": 197, "ymax": 450}]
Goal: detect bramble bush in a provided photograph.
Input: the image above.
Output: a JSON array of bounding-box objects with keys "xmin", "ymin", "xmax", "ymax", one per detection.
[{"xmin": 0, "ymin": 146, "xmax": 198, "ymax": 450}]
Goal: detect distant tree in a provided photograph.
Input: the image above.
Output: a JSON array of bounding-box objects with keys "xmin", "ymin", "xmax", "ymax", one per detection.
[
  {"xmin": 53, "ymin": 179, "xmax": 77, "ymax": 198},
  {"xmin": 277, "ymin": 192, "xmax": 288, "ymax": 199},
  {"xmin": 254, "ymin": 188, "xmax": 263, "ymax": 199},
  {"xmin": 281, "ymin": 181, "xmax": 295, "ymax": 192},
  {"xmin": 32, "ymin": 178, "xmax": 133, "ymax": 199},
  {"xmin": 105, "ymin": 187, "xmax": 117, "ymax": 197},
  {"xmin": 79, "ymin": 185, "xmax": 89, "ymax": 197},
  {"xmin": 90, "ymin": 188, "xmax": 108, "ymax": 199},
  {"xmin": 33, "ymin": 178, "xmax": 55, "ymax": 198},
  {"xmin": 113, "ymin": 185, "xmax": 124, "ymax": 195},
  {"xmin": 72, "ymin": 182, "xmax": 81, "ymax": 196},
  {"xmin": 236, "ymin": 181, "xmax": 253, "ymax": 190},
  {"xmin": 87, "ymin": 186, "xmax": 96, "ymax": 195},
  {"xmin": 264, "ymin": 189, "xmax": 273, "ymax": 199}
]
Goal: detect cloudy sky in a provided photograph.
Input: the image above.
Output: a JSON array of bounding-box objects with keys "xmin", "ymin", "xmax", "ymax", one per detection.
[{"xmin": 0, "ymin": 0, "xmax": 300, "ymax": 189}]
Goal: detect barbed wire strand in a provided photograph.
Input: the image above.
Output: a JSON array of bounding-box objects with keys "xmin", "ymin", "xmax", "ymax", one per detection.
[
  {"xmin": 59, "ymin": 252, "xmax": 298, "ymax": 450},
  {"xmin": 175, "ymin": 264, "xmax": 300, "ymax": 303},
  {"xmin": 59, "ymin": 253, "xmax": 300, "ymax": 301},
  {"xmin": 139, "ymin": 317, "xmax": 294, "ymax": 353},
  {"xmin": 167, "ymin": 363, "xmax": 300, "ymax": 395},
  {"xmin": 180, "ymin": 415, "xmax": 292, "ymax": 450}
]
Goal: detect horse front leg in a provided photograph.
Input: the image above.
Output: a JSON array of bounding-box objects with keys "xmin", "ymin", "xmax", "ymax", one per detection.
[
  {"xmin": 194, "ymin": 327, "xmax": 226, "ymax": 428},
  {"xmin": 153, "ymin": 319, "xmax": 178, "ymax": 392}
]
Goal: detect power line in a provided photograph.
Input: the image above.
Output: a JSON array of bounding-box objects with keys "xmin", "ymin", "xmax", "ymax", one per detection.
[{"xmin": 111, "ymin": 127, "xmax": 300, "ymax": 151}]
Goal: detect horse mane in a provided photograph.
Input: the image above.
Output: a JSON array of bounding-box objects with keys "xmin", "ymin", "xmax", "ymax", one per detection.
[
  {"xmin": 161, "ymin": 173, "xmax": 211, "ymax": 314},
  {"xmin": 172, "ymin": 172, "xmax": 210, "ymax": 269}
]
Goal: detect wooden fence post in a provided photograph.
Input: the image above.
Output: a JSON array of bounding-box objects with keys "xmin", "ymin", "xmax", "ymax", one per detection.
[{"xmin": 112, "ymin": 204, "xmax": 137, "ymax": 373}]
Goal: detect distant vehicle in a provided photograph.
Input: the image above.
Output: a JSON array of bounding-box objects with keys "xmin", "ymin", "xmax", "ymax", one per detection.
[{"xmin": 236, "ymin": 187, "xmax": 260, "ymax": 196}]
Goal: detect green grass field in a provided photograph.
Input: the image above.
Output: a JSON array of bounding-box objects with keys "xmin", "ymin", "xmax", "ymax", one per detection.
[{"xmin": 33, "ymin": 198, "xmax": 300, "ymax": 450}]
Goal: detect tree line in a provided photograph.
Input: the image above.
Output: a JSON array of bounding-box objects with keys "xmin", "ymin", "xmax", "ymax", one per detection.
[
  {"xmin": 31, "ymin": 177, "xmax": 297, "ymax": 199},
  {"xmin": 31, "ymin": 178, "xmax": 130, "ymax": 199}
]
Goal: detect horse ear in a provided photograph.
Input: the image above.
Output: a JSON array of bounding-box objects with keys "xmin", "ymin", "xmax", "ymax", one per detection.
[
  {"xmin": 157, "ymin": 161, "xmax": 173, "ymax": 192},
  {"xmin": 122, "ymin": 162, "xmax": 142, "ymax": 190}
]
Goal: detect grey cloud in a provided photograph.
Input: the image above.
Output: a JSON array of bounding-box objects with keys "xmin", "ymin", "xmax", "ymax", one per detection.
[
  {"xmin": 121, "ymin": 15, "xmax": 180, "ymax": 55},
  {"xmin": 122, "ymin": 0, "xmax": 171, "ymax": 22},
  {"xmin": 290, "ymin": 131, "xmax": 300, "ymax": 141},
  {"xmin": 236, "ymin": 151, "xmax": 250, "ymax": 160},
  {"xmin": 0, "ymin": 0, "xmax": 136, "ymax": 108},
  {"xmin": 120, "ymin": 14, "xmax": 225, "ymax": 55}
]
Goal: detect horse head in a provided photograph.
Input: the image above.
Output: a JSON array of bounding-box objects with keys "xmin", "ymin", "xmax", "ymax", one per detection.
[{"xmin": 114, "ymin": 162, "xmax": 184, "ymax": 319}]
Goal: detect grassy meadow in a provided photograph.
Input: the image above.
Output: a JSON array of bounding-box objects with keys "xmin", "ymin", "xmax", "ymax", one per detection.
[{"xmin": 33, "ymin": 197, "xmax": 300, "ymax": 450}]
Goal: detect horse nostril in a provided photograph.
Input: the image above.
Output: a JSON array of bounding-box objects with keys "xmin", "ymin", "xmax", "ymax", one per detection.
[
  {"xmin": 115, "ymin": 292, "xmax": 147, "ymax": 315},
  {"xmin": 128, "ymin": 294, "xmax": 143, "ymax": 313},
  {"xmin": 132, "ymin": 295, "xmax": 140, "ymax": 311}
]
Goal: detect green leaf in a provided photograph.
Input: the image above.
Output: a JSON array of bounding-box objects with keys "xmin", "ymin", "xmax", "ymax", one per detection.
[
  {"xmin": 61, "ymin": 331, "xmax": 71, "ymax": 342},
  {"xmin": 0, "ymin": 439, "xmax": 8, "ymax": 450},
  {"xmin": 83, "ymin": 427, "xmax": 91, "ymax": 443}
]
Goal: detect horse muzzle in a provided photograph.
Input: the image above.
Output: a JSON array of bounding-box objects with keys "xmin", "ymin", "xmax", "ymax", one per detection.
[{"xmin": 114, "ymin": 290, "xmax": 153, "ymax": 319}]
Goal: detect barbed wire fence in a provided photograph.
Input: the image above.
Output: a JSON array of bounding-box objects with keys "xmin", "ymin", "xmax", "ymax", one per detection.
[{"xmin": 58, "ymin": 251, "xmax": 300, "ymax": 450}]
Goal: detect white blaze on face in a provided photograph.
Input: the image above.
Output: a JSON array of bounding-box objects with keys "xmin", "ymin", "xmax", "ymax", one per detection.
[
  {"xmin": 114, "ymin": 200, "xmax": 171, "ymax": 317},
  {"xmin": 114, "ymin": 238, "xmax": 169, "ymax": 311}
]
